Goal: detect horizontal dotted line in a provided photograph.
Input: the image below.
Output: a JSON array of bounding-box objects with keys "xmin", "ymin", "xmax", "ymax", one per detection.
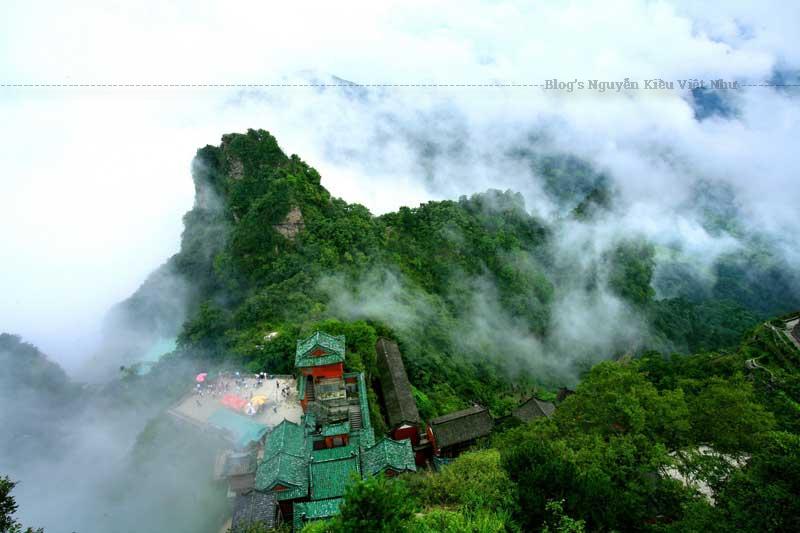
[
  {"xmin": 1, "ymin": 83, "xmax": 797, "ymax": 88},
  {"xmin": 0, "ymin": 83, "xmax": 545, "ymax": 87}
]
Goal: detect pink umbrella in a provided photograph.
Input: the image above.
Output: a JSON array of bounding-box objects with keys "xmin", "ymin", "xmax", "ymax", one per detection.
[{"xmin": 196, "ymin": 372, "xmax": 208, "ymax": 383}]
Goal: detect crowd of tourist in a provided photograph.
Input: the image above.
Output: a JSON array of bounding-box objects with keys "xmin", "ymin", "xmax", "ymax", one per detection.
[{"xmin": 191, "ymin": 371, "xmax": 295, "ymax": 411}]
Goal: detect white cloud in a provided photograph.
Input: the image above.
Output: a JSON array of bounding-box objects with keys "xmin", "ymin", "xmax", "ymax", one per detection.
[{"xmin": 0, "ymin": 0, "xmax": 798, "ymax": 369}]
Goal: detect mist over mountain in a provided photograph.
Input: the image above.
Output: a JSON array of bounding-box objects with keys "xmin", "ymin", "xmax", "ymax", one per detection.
[
  {"xmin": 3, "ymin": 127, "xmax": 799, "ymax": 532},
  {"xmin": 2, "ymin": 2, "xmax": 799, "ymax": 532},
  {"xmin": 0, "ymin": 333, "xmax": 227, "ymax": 533},
  {"xmin": 101, "ymin": 128, "xmax": 798, "ymax": 398},
  {"xmin": 63, "ymin": 117, "xmax": 795, "ymax": 397},
  {"xmin": 4, "ymin": 2, "xmax": 800, "ymax": 369}
]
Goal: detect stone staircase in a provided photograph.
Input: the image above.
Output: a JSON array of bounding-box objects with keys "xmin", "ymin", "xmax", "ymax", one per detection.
[
  {"xmin": 305, "ymin": 377, "xmax": 315, "ymax": 402},
  {"xmin": 348, "ymin": 404, "xmax": 363, "ymax": 430}
]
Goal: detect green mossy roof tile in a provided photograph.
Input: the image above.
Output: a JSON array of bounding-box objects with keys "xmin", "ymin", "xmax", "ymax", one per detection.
[
  {"xmin": 255, "ymin": 451, "xmax": 308, "ymax": 498},
  {"xmin": 295, "ymin": 331, "xmax": 346, "ymax": 368},
  {"xmin": 311, "ymin": 442, "xmax": 358, "ymax": 462},
  {"xmin": 321, "ymin": 421, "xmax": 350, "ymax": 437},
  {"xmin": 309, "ymin": 455, "xmax": 361, "ymax": 500},
  {"xmin": 361, "ymin": 438, "xmax": 417, "ymax": 476},
  {"xmin": 356, "ymin": 372, "xmax": 372, "ymax": 429},
  {"xmin": 263, "ymin": 419, "xmax": 305, "ymax": 460},
  {"xmin": 293, "ymin": 498, "xmax": 342, "ymax": 531}
]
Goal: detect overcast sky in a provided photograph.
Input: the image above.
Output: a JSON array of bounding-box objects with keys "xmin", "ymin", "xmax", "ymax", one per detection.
[{"xmin": 1, "ymin": 0, "xmax": 798, "ymax": 371}]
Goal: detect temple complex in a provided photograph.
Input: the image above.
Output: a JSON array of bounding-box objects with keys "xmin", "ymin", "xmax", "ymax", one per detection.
[
  {"xmin": 183, "ymin": 330, "xmax": 561, "ymax": 530},
  {"xmin": 222, "ymin": 331, "xmax": 416, "ymax": 531}
]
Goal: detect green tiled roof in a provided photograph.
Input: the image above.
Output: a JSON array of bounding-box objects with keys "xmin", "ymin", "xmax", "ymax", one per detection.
[
  {"xmin": 360, "ymin": 380, "xmax": 372, "ymax": 428},
  {"xmin": 310, "ymin": 456, "xmax": 360, "ymax": 500},
  {"xmin": 361, "ymin": 438, "xmax": 417, "ymax": 476},
  {"xmin": 263, "ymin": 419, "xmax": 305, "ymax": 460},
  {"xmin": 255, "ymin": 452, "xmax": 309, "ymax": 501},
  {"xmin": 207, "ymin": 409, "xmax": 269, "ymax": 450},
  {"xmin": 349, "ymin": 427, "xmax": 376, "ymax": 449},
  {"xmin": 295, "ymin": 331, "xmax": 346, "ymax": 368},
  {"xmin": 312, "ymin": 442, "xmax": 357, "ymax": 462},
  {"xmin": 321, "ymin": 421, "xmax": 350, "ymax": 437},
  {"xmin": 275, "ymin": 485, "xmax": 308, "ymax": 502},
  {"xmin": 362, "ymin": 429, "xmax": 376, "ymax": 448},
  {"xmin": 303, "ymin": 412, "xmax": 317, "ymax": 431},
  {"xmin": 293, "ymin": 498, "xmax": 342, "ymax": 531}
]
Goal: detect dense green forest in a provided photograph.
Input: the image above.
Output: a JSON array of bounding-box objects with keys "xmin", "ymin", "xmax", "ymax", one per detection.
[
  {"xmin": 5, "ymin": 129, "xmax": 798, "ymax": 532},
  {"xmin": 148, "ymin": 130, "xmax": 798, "ymax": 530},
  {"xmin": 144, "ymin": 129, "xmax": 798, "ymax": 417},
  {"xmin": 296, "ymin": 319, "xmax": 800, "ymax": 532}
]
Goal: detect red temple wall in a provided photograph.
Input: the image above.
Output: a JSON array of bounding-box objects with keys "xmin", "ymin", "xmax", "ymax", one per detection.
[
  {"xmin": 426, "ymin": 425, "xmax": 438, "ymax": 455},
  {"xmin": 323, "ymin": 434, "xmax": 349, "ymax": 448},
  {"xmin": 300, "ymin": 363, "xmax": 343, "ymax": 379},
  {"xmin": 391, "ymin": 425, "xmax": 420, "ymax": 445},
  {"xmin": 414, "ymin": 449, "xmax": 428, "ymax": 466}
]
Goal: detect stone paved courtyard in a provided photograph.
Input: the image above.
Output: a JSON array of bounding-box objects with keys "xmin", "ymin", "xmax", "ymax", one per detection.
[{"xmin": 169, "ymin": 374, "xmax": 303, "ymax": 428}]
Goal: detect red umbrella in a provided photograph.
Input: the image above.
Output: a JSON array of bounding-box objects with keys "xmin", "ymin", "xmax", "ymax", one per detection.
[
  {"xmin": 196, "ymin": 372, "xmax": 208, "ymax": 383},
  {"xmin": 222, "ymin": 394, "xmax": 248, "ymax": 411}
]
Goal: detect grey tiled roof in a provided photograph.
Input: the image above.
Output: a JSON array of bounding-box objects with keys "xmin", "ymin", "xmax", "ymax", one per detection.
[
  {"xmin": 512, "ymin": 397, "xmax": 555, "ymax": 422},
  {"xmin": 429, "ymin": 405, "xmax": 493, "ymax": 449},
  {"xmin": 375, "ymin": 338, "xmax": 420, "ymax": 428},
  {"xmin": 231, "ymin": 491, "xmax": 277, "ymax": 531},
  {"xmin": 222, "ymin": 450, "xmax": 258, "ymax": 477}
]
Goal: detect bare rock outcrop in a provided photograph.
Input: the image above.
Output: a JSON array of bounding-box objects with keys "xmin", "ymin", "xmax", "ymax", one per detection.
[
  {"xmin": 228, "ymin": 159, "xmax": 244, "ymax": 180},
  {"xmin": 274, "ymin": 207, "xmax": 305, "ymax": 240}
]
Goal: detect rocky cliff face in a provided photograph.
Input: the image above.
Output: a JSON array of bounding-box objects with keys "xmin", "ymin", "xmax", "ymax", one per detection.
[{"xmin": 274, "ymin": 206, "xmax": 305, "ymax": 240}]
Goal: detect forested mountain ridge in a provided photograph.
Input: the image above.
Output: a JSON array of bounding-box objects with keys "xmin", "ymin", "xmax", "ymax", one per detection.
[
  {"xmin": 484, "ymin": 317, "xmax": 800, "ymax": 532},
  {"xmin": 110, "ymin": 129, "xmax": 796, "ymax": 418},
  {"xmin": 4, "ymin": 129, "xmax": 799, "ymax": 532},
  {"xmin": 154, "ymin": 130, "xmax": 796, "ymax": 531}
]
